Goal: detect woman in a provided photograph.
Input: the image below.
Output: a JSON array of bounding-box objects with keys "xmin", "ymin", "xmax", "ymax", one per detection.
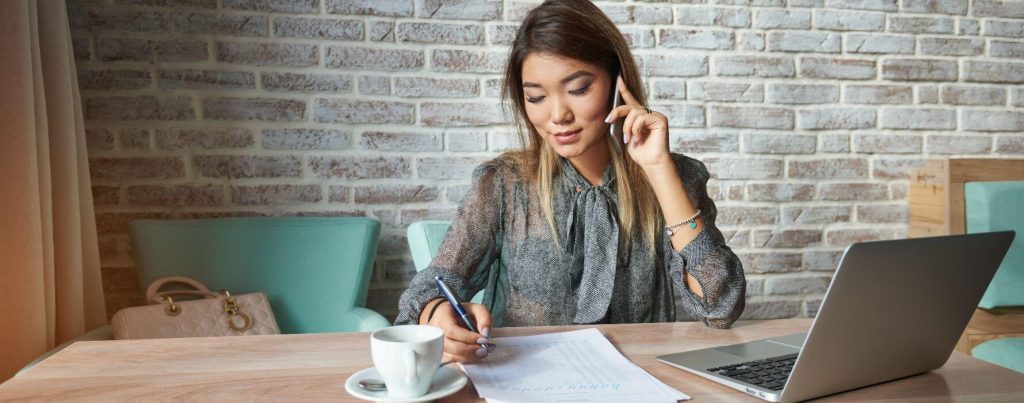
[{"xmin": 396, "ymin": 0, "xmax": 745, "ymax": 363}]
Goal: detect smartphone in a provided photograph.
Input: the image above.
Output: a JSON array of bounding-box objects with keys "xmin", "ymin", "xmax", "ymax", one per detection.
[{"xmin": 609, "ymin": 78, "xmax": 625, "ymax": 149}]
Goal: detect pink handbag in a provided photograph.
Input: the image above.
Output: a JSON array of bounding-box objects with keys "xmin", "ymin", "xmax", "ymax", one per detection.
[{"xmin": 111, "ymin": 276, "xmax": 280, "ymax": 340}]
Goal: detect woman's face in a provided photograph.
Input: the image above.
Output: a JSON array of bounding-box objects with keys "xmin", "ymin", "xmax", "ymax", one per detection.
[{"xmin": 521, "ymin": 52, "xmax": 612, "ymax": 162}]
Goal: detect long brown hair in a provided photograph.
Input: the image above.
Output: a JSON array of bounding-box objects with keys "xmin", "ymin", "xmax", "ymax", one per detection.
[{"xmin": 500, "ymin": 0, "xmax": 661, "ymax": 249}]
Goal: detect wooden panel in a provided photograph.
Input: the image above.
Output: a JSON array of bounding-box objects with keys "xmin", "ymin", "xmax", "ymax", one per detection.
[{"xmin": 949, "ymin": 159, "xmax": 1024, "ymax": 183}]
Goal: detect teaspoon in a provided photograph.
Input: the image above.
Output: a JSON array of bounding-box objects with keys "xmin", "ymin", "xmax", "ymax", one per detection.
[{"xmin": 357, "ymin": 361, "xmax": 453, "ymax": 392}]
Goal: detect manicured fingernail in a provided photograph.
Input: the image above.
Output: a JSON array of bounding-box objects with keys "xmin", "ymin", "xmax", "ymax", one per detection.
[
  {"xmin": 481, "ymin": 327, "xmax": 491, "ymax": 338},
  {"xmin": 475, "ymin": 348, "xmax": 488, "ymax": 357},
  {"xmin": 623, "ymin": 134, "xmax": 629, "ymax": 144},
  {"xmin": 604, "ymin": 114, "xmax": 613, "ymax": 123},
  {"xmin": 476, "ymin": 337, "xmax": 489, "ymax": 345}
]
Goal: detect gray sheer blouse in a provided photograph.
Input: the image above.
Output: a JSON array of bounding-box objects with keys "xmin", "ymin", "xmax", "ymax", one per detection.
[{"xmin": 395, "ymin": 153, "xmax": 745, "ymax": 328}]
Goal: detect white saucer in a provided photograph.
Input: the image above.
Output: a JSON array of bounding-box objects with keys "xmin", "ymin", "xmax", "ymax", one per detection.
[{"xmin": 344, "ymin": 366, "xmax": 468, "ymax": 403}]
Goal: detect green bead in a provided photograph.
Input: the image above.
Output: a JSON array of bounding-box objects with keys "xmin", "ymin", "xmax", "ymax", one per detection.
[{"xmin": 690, "ymin": 222, "xmax": 697, "ymax": 229}]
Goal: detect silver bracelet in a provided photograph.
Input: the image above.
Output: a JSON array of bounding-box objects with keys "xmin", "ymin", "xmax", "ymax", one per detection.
[{"xmin": 665, "ymin": 209, "xmax": 702, "ymax": 237}]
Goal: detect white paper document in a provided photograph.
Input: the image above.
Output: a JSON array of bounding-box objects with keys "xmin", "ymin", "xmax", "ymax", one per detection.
[{"xmin": 461, "ymin": 328, "xmax": 690, "ymax": 403}]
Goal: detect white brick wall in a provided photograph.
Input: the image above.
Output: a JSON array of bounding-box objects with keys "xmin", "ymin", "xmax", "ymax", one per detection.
[{"xmin": 69, "ymin": 0, "xmax": 1024, "ymax": 321}]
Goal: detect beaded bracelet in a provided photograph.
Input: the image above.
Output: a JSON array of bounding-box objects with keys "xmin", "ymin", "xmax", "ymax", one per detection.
[{"xmin": 665, "ymin": 209, "xmax": 702, "ymax": 237}]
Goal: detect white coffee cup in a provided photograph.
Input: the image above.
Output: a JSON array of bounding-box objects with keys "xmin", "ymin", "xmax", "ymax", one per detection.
[{"xmin": 370, "ymin": 325, "xmax": 444, "ymax": 398}]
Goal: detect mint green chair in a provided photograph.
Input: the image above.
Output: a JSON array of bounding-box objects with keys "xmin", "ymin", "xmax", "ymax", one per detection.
[
  {"xmin": 407, "ymin": 220, "xmax": 483, "ymax": 304},
  {"xmin": 130, "ymin": 217, "xmax": 390, "ymax": 334},
  {"xmin": 966, "ymin": 181, "xmax": 1024, "ymax": 373}
]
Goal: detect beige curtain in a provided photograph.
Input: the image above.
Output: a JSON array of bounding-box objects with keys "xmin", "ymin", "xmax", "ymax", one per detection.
[{"xmin": 0, "ymin": 0, "xmax": 106, "ymax": 381}]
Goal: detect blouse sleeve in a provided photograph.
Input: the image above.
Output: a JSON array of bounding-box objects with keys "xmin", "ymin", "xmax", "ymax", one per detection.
[
  {"xmin": 664, "ymin": 154, "xmax": 746, "ymax": 329},
  {"xmin": 394, "ymin": 161, "xmax": 504, "ymax": 325}
]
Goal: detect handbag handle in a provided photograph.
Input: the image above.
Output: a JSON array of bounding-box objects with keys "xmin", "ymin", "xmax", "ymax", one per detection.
[{"xmin": 146, "ymin": 276, "xmax": 214, "ymax": 305}]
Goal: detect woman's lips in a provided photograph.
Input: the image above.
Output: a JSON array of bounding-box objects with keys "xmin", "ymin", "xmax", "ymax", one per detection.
[{"xmin": 552, "ymin": 128, "xmax": 582, "ymax": 145}]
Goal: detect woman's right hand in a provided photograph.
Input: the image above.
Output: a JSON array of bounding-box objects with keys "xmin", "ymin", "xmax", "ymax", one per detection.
[{"xmin": 421, "ymin": 299, "xmax": 493, "ymax": 363}]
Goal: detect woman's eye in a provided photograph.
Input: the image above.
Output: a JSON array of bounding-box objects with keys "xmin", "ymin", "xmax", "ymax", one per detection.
[
  {"xmin": 526, "ymin": 96, "xmax": 545, "ymax": 104},
  {"xmin": 569, "ymin": 85, "xmax": 591, "ymax": 95}
]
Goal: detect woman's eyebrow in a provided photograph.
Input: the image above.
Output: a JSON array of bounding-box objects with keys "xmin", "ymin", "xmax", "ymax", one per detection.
[{"xmin": 522, "ymin": 70, "xmax": 594, "ymax": 88}]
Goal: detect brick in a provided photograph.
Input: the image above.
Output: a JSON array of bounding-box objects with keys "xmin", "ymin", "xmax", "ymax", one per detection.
[
  {"xmin": 360, "ymin": 131, "xmax": 443, "ymax": 152},
  {"xmin": 675, "ymin": 6, "xmax": 751, "ymax": 28},
  {"xmin": 853, "ymin": 133, "xmax": 922, "ymax": 154},
  {"xmin": 416, "ymin": 0, "xmax": 502, "ymax": 20},
  {"xmin": 657, "ymin": 105, "xmax": 706, "ymax": 128},
  {"xmin": 717, "ymin": 206, "xmax": 780, "ymax": 226},
  {"xmin": 716, "ymin": 0, "xmax": 786, "ymax": 5},
  {"xmin": 962, "ymin": 110, "xmax": 1024, "ymax": 132},
  {"xmin": 194, "ymin": 155, "xmax": 302, "ymax": 178},
  {"xmin": 313, "ymin": 99, "xmax": 414, "ymax": 124},
  {"xmin": 430, "ymin": 49, "xmax": 505, "ymax": 73},
  {"xmin": 790, "ymin": 0, "xmax": 825, "ymax": 6},
  {"xmin": 918, "ymin": 85, "xmax": 941, "ymax": 103},
  {"xmin": 739, "ymin": 253, "xmax": 802, "ymax": 274},
  {"xmin": 90, "ymin": 157, "xmax": 185, "ymax": 180},
  {"xmin": 880, "ymin": 108, "xmax": 956, "ymax": 130},
  {"xmin": 844, "ymin": 85, "xmax": 913, "ymax": 104},
  {"xmin": 658, "ymin": 29, "xmax": 734, "ymax": 50},
  {"xmin": 158, "ymin": 70, "xmax": 254, "ymax": 90},
  {"xmin": 902, "ymin": 0, "xmax": 968, "ymax": 15},
  {"xmin": 417, "ymin": 157, "xmax": 489, "ymax": 180},
  {"xmin": 448, "ymin": 132, "xmax": 488, "ymax": 152},
  {"xmin": 634, "ymin": 5, "xmax": 674, "ymax": 25},
  {"xmin": 845, "ymin": 33, "xmax": 914, "ymax": 54},
  {"xmin": 399, "ymin": 208, "xmax": 457, "ymax": 225},
  {"xmin": 714, "ymin": 55, "xmax": 794, "ymax": 78},
  {"xmin": 68, "ymin": 10, "xmax": 167, "ymax": 33},
  {"xmin": 711, "ymin": 105, "xmax": 793, "ymax": 129},
  {"xmin": 960, "ymin": 18, "xmax": 981, "ymax": 35},
  {"xmin": 825, "ymin": 0, "xmax": 897, "ymax": 11},
  {"xmin": 974, "ymin": 0, "xmax": 1024, "ymax": 18},
  {"xmin": 273, "ymin": 17, "xmax": 363, "ymax": 40},
  {"xmin": 743, "ymin": 134, "xmax": 817, "ymax": 154},
  {"xmin": 755, "ymin": 229, "xmax": 822, "ymax": 249},
  {"xmin": 856, "ymin": 204, "xmax": 908, "ymax": 223},
  {"xmin": 1014, "ymin": 88, "xmax": 1024, "ymax": 107},
  {"xmin": 172, "ymin": 13, "xmax": 267, "ymax": 37},
  {"xmin": 941, "ymin": 85, "xmax": 1007, "ymax": 105},
  {"xmin": 310, "ymin": 156, "xmax": 411, "ymax": 179},
  {"xmin": 154, "ymin": 38, "xmax": 208, "ymax": 62},
  {"xmin": 93, "ymin": 186, "xmax": 120, "ymax": 206},
  {"xmin": 688, "ymin": 82, "xmax": 763, "ymax": 102},
  {"xmin": 120, "ymin": 129, "xmax": 150, "ymax": 150},
  {"xmin": 231, "ymin": 185, "xmax": 321, "ymax": 206},
  {"xmin": 216, "ymin": 42, "xmax": 317, "ymax": 67},
  {"xmin": 819, "ymin": 182, "xmax": 887, "ymax": 200},
  {"xmin": 370, "ymin": 21, "xmax": 394, "ymax": 42},
  {"xmin": 86, "ymin": 96, "xmax": 195, "ymax": 121},
  {"xmin": 327, "ymin": 0, "xmax": 413, "ymax": 17},
  {"xmin": 746, "ymin": 183, "xmax": 816, "ymax": 201},
  {"xmin": 703, "ymin": 157, "xmax": 784, "ymax": 179},
  {"xmin": 964, "ymin": 61, "xmax": 1024, "ymax": 83},
  {"xmin": 672, "ymin": 131, "xmax": 739, "ymax": 153},
  {"xmin": 262, "ymin": 129, "xmax": 350, "ymax": 150},
  {"xmin": 826, "ymin": 228, "xmax": 894, "ymax": 245},
  {"xmin": 882, "ymin": 59, "xmax": 958, "ymax": 82},
  {"xmin": 358, "ymin": 75, "xmax": 390, "ymax": 95},
  {"xmin": 799, "ymin": 57, "xmax": 876, "ymax": 80},
  {"xmin": 487, "ymin": 24, "xmax": 518, "ymax": 46},
  {"xmin": 766, "ymin": 84, "xmax": 839, "ymax": 104},
  {"xmin": 803, "ymin": 250, "xmax": 845, "ymax": 271},
  {"xmin": 626, "ymin": 29, "xmax": 657, "ymax": 50},
  {"xmin": 354, "ymin": 184, "xmax": 440, "ymax": 204},
  {"xmin": 991, "ymin": 41, "xmax": 1024, "ymax": 58},
  {"xmin": 745, "ymin": 278, "xmax": 763, "ymax": 297},
  {"xmin": 396, "ymin": 22, "xmax": 484, "ymax": 45},
  {"xmin": 782, "ymin": 206, "xmax": 852, "ymax": 225},
  {"xmin": 737, "ymin": 32, "xmax": 765, "ymax": 51},
  {"xmin": 262, "ymin": 72, "xmax": 352, "ymax": 93},
  {"xmin": 328, "ymin": 186, "xmax": 351, "ymax": 203},
  {"xmin": 919, "ymin": 37, "xmax": 984, "ymax": 56},
  {"xmin": 813, "ymin": 10, "xmax": 885, "ymax": 31},
  {"xmin": 126, "ymin": 185, "xmax": 222, "ymax": 206},
  {"xmin": 72, "ymin": 37, "xmax": 90, "ymax": 61},
  {"xmin": 154, "ymin": 128, "xmax": 254, "ymax": 150},
  {"xmin": 996, "ymin": 136, "xmax": 1024, "ymax": 153},
  {"xmin": 393, "ymin": 77, "xmax": 478, "ymax": 98},
  {"xmin": 97, "ymin": 38, "xmax": 151, "ymax": 62},
  {"xmin": 926, "ymin": 135, "xmax": 993, "ymax": 153},
  {"xmin": 223, "ymin": 0, "xmax": 319, "ymax": 13},
  {"xmin": 872, "ymin": 157, "xmax": 928, "ymax": 179},
  {"xmin": 820, "ymin": 134, "xmax": 851, "ymax": 153},
  {"xmin": 890, "ymin": 16, "xmax": 955, "ymax": 34},
  {"xmin": 420, "ymin": 102, "xmax": 505, "ymax": 127},
  {"xmin": 78, "ymin": 69, "xmax": 152, "ymax": 90},
  {"xmin": 765, "ymin": 276, "xmax": 830, "ymax": 295},
  {"xmin": 652, "ymin": 80, "xmax": 687, "ymax": 100},
  {"xmin": 595, "ymin": 5, "xmax": 631, "ymax": 24},
  {"xmin": 767, "ymin": 31, "xmax": 840, "ymax": 53},
  {"xmin": 203, "ymin": 97, "xmax": 305, "ymax": 121},
  {"xmin": 797, "ymin": 108, "xmax": 875, "ymax": 130},
  {"xmin": 789, "ymin": 158, "xmax": 869, "ymax": 179},
  {"xmin": 489, "ymin": 130, "xmax": 519, "ymax": 152},
  {"xmin": 638, "ymin": 54, "xmax": 708, "ymax": 77},
  {"xmin": 754, "ymin": 9, "xmax": 810, "ymax": 29},
  {"xmin": 445, "ymin": 184, "xmax": 472, "ymax": 203},
  {"xmin": 86, "ymin": 128, "xmax": 115, "ymax": 152}
]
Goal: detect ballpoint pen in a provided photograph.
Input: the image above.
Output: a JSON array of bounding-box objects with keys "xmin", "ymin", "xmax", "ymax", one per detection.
[{"xmin": 434, "ymin": 276, "xmax": 490, "ymax": 353}]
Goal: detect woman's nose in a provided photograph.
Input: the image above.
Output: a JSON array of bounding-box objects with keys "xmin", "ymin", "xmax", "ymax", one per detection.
[{"xmin": 550, "ymin": 98, "xmax": 573, "ymax": 125}]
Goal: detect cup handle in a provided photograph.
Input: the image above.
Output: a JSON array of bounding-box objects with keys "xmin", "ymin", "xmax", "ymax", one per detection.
[{"xmin": 404, "ymin": 349, "xmax": 418, "ymax": 385}]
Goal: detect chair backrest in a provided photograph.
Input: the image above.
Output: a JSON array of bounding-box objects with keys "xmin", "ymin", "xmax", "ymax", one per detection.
[
  {"xmin": 129, "ymin": 217, "xmax": 381, "ymax": 333},
  {"xmin": 966, "ymin": 181, "xmax": 1024, "ymax": 309},
  {"xmin": 407, "ymin": 220, "xmax": 451, "ymax": 272}
]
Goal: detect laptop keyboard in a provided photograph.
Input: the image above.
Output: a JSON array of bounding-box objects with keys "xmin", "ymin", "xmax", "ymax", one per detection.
[{"xmin": 706, "ymin": 353, "xmax": 798, "ymax": 391}]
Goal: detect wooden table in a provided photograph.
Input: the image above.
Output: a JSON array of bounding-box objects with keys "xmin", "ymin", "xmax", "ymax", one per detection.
[{"xmin": 2, "ymin": 319, "xmax": 1022, "ymax": 401}]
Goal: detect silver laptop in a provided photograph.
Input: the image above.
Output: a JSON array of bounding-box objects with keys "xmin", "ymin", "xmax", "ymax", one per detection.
[{"xmin": 657, "ymin": 231, "xmax": 1016, "ymax": 402}]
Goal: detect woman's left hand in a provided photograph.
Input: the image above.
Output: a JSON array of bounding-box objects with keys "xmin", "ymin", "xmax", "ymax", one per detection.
[{"xmin": 604, "ymin": 75, "xmax": 671, "ymax": 169}]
